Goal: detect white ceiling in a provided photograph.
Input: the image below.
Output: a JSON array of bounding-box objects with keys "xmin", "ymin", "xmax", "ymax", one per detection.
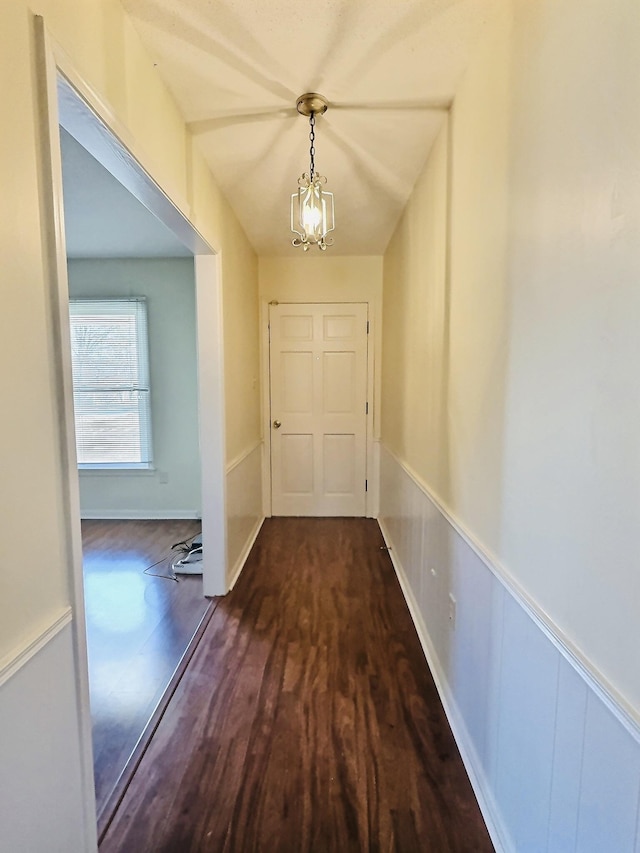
[
  {"xmin": 118, "ymin": 0, "xmax": 499, "ymax": 256},
  {"xmin": 60, "ymin": 127, "xmax": 192, "ymax": 258}
]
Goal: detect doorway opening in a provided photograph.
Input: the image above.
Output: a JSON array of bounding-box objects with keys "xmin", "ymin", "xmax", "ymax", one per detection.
[
  {"xmin": 58, "ymin": 113, "xmax": 214, "ymax": 828},
  {"xmin": 38, "ymin": 20, "xmax": 227, "ymax": 844}
]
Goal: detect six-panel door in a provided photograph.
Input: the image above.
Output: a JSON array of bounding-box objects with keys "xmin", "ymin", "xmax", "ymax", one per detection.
[{"xmin": 269, "ymin": 303, "xmax": 368, "ymax": 516}]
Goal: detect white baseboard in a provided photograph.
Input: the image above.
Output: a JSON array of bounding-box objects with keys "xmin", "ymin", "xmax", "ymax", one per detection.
[
  {"xmin": 378, "ymin": 517, "xmax": 512, "ymax": 853},
  {"xmin": 80, "ymin": 509, "xmax": 201, "ymax": 520},
  {"xmin": 227, "ymin": 516, "xmax": 264, "ymax": 592},
  {"xmin": 378, "ymin": 444, "xmax": 640, "ymax": 851}
]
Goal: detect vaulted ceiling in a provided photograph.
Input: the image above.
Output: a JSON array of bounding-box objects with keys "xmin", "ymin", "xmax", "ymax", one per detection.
[
  {"xmin": 60, "ymin": 128, "xmax": 192, "ymax": 258},
  {"xmin": 117, "ymin": 0, "xmax": 498, "ymax": 256}
]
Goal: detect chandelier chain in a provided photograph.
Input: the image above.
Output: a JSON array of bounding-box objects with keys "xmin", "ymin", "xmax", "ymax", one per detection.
[
  {"xmin": 291, "ymin": 94, "xmax": 334, "ymax": 251},
  {"xmin": 309, "ymin": 113, "xmax": 316, "ymax": 182}
]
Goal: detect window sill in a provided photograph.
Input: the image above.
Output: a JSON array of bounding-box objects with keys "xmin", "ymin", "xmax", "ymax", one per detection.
[{"xmin": 78, "ymin": 464, "xmax": 156, "ymax": 476}]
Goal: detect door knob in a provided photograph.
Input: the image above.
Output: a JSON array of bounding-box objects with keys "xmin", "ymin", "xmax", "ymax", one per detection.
[{"xmin": 273, "ymin": 419, "xmax": 282, "ymax": 429}]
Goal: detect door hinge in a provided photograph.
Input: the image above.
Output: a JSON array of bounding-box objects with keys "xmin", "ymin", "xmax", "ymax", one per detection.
[
  {"xmin": 365, "ymin": 479, "xmax": 368, "ymax": 492},
  {"xmin": 365, "ymin": 401, "xmax": 369, "ymax": 415},
  {"xmin": 366, "ymin": 320, "xmax": 370, "ymax": 334}
]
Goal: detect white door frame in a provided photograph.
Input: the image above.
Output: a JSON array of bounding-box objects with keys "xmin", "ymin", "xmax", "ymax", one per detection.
[
  {"xmin": 36, "ymin": 18, "xmax": 227, "ymax": 846},
  {"xmin": 260, "ymin": 298, "xmax": 376, "ymax": 518}
]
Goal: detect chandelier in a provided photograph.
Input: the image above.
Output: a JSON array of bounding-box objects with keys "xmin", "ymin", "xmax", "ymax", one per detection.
[{"xmin": 290, "ymin": 93, "xmax": 335, "ymax": 251}]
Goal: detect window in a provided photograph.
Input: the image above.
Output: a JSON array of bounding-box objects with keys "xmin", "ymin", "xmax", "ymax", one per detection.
[{"xmin": 69, "ymin": 298, "xmax": 152, "ymax": 469}]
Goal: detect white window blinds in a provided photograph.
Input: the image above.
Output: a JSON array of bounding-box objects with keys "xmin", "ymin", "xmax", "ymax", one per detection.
[{"xmin": 69, "ymin": 298, "xmax": 152, "ymax": 467}]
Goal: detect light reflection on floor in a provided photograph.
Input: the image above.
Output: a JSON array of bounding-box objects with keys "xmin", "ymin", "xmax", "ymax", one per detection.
[
  {"xmin": 81, "ymin": 520, "xmax": 208, "ymax": 819},
  {"xmin": 84, "ymin": 570, "xmax": 148, "ymax": 634}
]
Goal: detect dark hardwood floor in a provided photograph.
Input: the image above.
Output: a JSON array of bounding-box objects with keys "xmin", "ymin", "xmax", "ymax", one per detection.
[
  {"xmin": 82, "ymin": 519, "xmax": 211, "ymax": 831},
  {"xmin": 99, "ymin": 517, "xmax": 493, "ymax": 852}
]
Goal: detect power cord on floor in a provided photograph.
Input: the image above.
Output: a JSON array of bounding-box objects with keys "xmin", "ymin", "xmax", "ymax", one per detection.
[
  {"xmin": 143, "ymin": 553, "xmax": 179, "ymax": 582},
  {"xmin": 143, "ymin": 532, "xmax": 201, "ymax": 582}
]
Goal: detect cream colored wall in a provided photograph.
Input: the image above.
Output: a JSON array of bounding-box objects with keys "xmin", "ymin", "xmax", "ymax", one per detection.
[
  {"xmin": 1, "ymin": 0, "xmax": 259, "ymax": 658},
  {"xmin": 39, "ymin": 0, "xmax": 188, "ymax": 208},
  {"xmin": 381, "ymin": 0, "xmax": 640, "ymax": 713},
  {"xmin": 384, "ymin": 3, "xmax": 512, "ymax": 549},
  {"xmin": 221, "ymin": 236, "xmax": 260, "ymax": 465},
  {"xmin": 499, "ymin": 0, "xmax": 640, "ymax": 711},
  {"xmin": 1, "ymin": 1, "xmax": 72, "ymax": 660},
  {"xmin": 259, "ymin": 256, "xmax": 383, "ymax": 303},
  {"xmin": 382, "ymin": 124, "xmax": 449, "ymax": 487}
]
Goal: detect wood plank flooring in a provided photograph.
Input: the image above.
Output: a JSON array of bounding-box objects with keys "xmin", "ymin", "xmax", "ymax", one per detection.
[
  {"xmin": 100, "ymin": 518, "xmax": 493, "ymax": 852},
  {"xmin": 82, "ymin": 519, "xmax": 211, "ymax": 829}
]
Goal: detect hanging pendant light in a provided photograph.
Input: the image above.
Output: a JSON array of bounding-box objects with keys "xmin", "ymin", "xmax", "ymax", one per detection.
[{"xmin": 291, "ymin": 93, "xmax": 335, "ymax": 251}]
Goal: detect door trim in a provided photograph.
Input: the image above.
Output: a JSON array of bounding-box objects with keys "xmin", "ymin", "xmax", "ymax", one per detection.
[
  {"xmin": 35, "ymin": 16, "xmax": 227, "ymax": 846},
  {"xmin": 260, "ymin": 299, "xmax": 377, "ymax": 518}
]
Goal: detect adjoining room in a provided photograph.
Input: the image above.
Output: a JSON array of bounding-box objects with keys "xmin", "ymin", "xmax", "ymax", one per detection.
[{"xmin": 60, "ymin": 126, "xmax": 210, "ymax": 825}]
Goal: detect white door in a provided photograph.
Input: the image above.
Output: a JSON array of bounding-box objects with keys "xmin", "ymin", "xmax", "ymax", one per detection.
[{"xmin": 269, "ymin": 302, "xmax": 368, "ymax": 516}]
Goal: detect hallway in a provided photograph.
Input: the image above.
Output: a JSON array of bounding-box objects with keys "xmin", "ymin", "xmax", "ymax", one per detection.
[{"xmin": 100, "ymin": 518, "xmax": 492, "ymax": 852}]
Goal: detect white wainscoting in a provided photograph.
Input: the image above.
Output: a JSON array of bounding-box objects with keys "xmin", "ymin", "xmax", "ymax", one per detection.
[
  {"xmin": 226, "ymin": 441, "xmax": 264, "ymax": 590},
  {"xmin": 0, "ymin": 618, "xmax": 95, "ymax": 853},
  {"xmin": 378, "ymin": 444, "xmax": 640, "ymax": 853}
]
